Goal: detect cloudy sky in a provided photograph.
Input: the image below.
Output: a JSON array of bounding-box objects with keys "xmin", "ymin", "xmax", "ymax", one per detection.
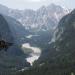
[{"xmin": 0, "ymin": 0, "xmax": 74, "ymax": 10}]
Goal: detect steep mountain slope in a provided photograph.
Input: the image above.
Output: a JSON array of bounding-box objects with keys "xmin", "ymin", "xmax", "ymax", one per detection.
[
  {"xmin": 37, "ymin": 9, "xmax": 75, "ymax": 64},
  {"xmin": 4, "ymin": 15, "xmax": 30, "ymax": 44},
  {"xmin": 9, "ymin": 4, "xmax": 69, "ymax": 32},
  {"xmin": 17, "ymin": 9, "xmax": 75, "ymax": 75},
  {"xmin": 0, "ymin": 14, "xmax": 30, "ymax": 74},
  {"xmin": 0, "ymin": 15, "xmax": 13, "ymax": 43},
  {"xmin": 0, "ymin": 4, "xmax": 69, "ymax": 32}
]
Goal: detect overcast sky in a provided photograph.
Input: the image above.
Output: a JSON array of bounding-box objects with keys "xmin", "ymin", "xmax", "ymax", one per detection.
[{"xmin": 0, "ymin": 0, "xmax": 74, "ymax": 10}]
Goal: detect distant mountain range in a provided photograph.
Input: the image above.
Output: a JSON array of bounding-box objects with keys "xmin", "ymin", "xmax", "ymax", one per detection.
[
  {"xmin": 0, "ymin": 4, "xmax": 70, "ymax": 47},
  {"xmin": 0, "ymin": 4, "xmax": 70, "ymax": 32}
]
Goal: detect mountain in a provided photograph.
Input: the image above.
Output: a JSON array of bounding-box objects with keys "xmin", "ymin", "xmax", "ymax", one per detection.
[
  {"xmin": 0, "ymin": 4, "xmax": 71, "ymax": 74},
  {"xmin": 7, "ymin": 4, "xmax": 70, "ymax": 50},
  {"xmin": 0, "ymin": 14, "xmax": 30, "ymax": 74},
  {"xmin": 36, "ymin": 9, "xmax": 75, "ymax": 65},
  {"xmin": 8, "ymin": 4, "xmax": 69, "ymax": 32},
  {"xmin": 0, "ymin": 4, "xmax": 69, "ymax": 32},
  {"xmin": 4, "ymin": 15, "xmax": 30, "ymax": 44},
  {"xmin": 17, "ymin": 9, "xmax": 75, "ymax": 75},
  {"xmin": 0, "ymin": 4, "xmax": 70, "ymax": 49}
]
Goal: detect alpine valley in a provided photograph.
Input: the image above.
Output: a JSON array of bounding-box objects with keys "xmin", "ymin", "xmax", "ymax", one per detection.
[{"xmin": 0, "ymin": 3, "xmax": 74, "ymax": 75}]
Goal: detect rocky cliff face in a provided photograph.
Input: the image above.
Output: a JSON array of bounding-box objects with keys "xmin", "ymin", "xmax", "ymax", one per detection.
[{"xmin": 0, "ymin": 4, "xmax": 70, "ymax": 32}]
